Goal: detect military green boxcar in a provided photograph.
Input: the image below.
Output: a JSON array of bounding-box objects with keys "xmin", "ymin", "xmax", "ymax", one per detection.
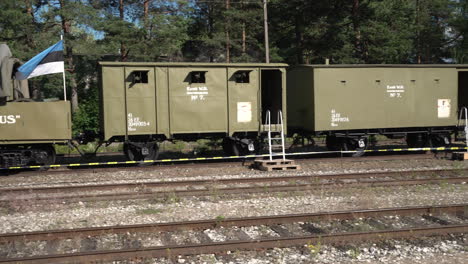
[
  {"xmin": 0, "ymin": 44, "xmax": 71, "ymax": 168},
  {"xmin": 99, "ymin": 62, "xmax": 287, "ymax": 161},
  {"xmin": 288, "ymin": 64, "xmax": 468, "ymax": 154}
]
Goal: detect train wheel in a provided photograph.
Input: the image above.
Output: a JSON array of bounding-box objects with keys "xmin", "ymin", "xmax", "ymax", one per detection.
[
  {"xmin": 406, "ymin": 133, "xmax": 428, "ymax": 148},
  {"xmin": 36, "ymin": 145, "xmax": 56, "ymax": 166},
  {"xmin": 222, "ymin": 138, "xmax": 240, "ymax": 156},
  {"xmin": 144, "ymin": 143, "xmax": 159, "ymax": 161},
  {"xmin": 325, "ymin": 135, "xmax": 341, "ymax": 151},
  {"xmin": 124, "ymin": 142, "xmax": 159, "ymax": 162},
  {"xmin": 124, "ymin": 143, "xmax": 138, "ymax": 161},
  {"xmin": 429, "ymin": 134, "xmax": 451, "ymax": 149},
  {"xmin": 343, "ymin": 137, "xmax": 368, "ymax": 157},
  {"xmin": 326, "ymin": 136, "xmax": 367, "ymax": 157}
]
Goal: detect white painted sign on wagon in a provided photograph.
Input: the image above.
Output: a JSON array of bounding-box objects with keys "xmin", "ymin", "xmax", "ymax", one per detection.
[
  {"xmin": 386, "ymin": 84, "xmax": 405, "ymax": 98},
  {"xmin": 127, "ymin": 113, "xmax": 150, "ymax": 131},
  {"xmin": 330, "ymin": 109, "xmax": 350, "ymax": 127},
  {"xmin": 237, "ymin": 102, "xmax": 252, "ymax": 123},
  {"xmin": 186, "ymin": 86, "xmax": 208, "ymax": 101},
  {"xmin": 438, "ymin": 99, "xmax": 451, "ymax": 118}
]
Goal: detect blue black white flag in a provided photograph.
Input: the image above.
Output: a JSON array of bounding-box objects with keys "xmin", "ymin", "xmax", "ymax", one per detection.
[{"xmin": 15, "ymin": 40, "xmax": 64, "ymax": 80}]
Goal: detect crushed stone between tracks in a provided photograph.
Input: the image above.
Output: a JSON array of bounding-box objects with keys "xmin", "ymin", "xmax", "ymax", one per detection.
[{"xmin": 1, "ymin": 156, "xmax": 468, "ymax": 263}]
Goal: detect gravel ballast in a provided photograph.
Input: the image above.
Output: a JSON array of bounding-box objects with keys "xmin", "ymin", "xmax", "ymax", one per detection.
[{"xmin": 1, "ymin": 155, "xmax": 467, "ymax": 263}]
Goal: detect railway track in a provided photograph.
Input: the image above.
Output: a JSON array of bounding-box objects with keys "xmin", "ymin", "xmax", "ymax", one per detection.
[
  {"xmin": 1, "ymin": 168, "xmax": 467, "ymax": 204},
  {"xmin": 1, "ymin": 152, "xmax": 435, "ymax": 177},
  {"xmin": 1, "ymin": 204, "xmax": 466, "ymax": 263}
]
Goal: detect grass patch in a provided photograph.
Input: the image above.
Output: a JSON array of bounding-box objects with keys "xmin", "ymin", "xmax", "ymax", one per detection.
[
  {"xmin": 307, "ymin": 240, "xmax": 322, "ymax": 258},
  {"xmin": 55, "ymin": 142, "xmax": 123, "ymax": 155}
]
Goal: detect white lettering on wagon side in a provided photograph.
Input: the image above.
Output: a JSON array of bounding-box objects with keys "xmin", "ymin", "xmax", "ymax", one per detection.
[
  {"xmin": 386, "ymin": 84, "xmax": 405, "ymax": 98},
  {"xmin": 127, "ymin": 113, "xmax": 150, "ymax": 132},
  {"xmin": 330, "ymin": 109, "xmax": 349, "ymax": 127},
  {"xmin": 0, "ymin": 115, "xmax": 20, "ymax": 125},
  {"xmin": 186, "ymin": 86, "xmax": 209, "ymax": 101}
]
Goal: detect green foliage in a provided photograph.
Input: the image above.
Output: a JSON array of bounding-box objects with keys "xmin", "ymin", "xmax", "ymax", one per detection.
[
  {"xmin": 307, "ymin": 240, "xmax": 322, "ymax": 258},
  {"xmin": 449, "ymin": 0, "xmax": 468, "ymax": 63},
  {"xmin": 186, "ymin": 0, "xmax": 265, "ymax": 62},
  {"xmin": 0, "ymin": 0, "xmax": 466, "ymax": 134},
  {"xmin": 347, "ymin": 247, "xmax": 361, "ymax": 259},
  {"xmin": 72, "ymin": 87, "xmax": 99, "ymax": 135},
  {"xmin": 268, "ymin": 0, "xmax": 465, "ymax": 64}
]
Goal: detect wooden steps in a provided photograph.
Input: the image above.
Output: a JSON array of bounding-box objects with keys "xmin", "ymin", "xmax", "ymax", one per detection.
[
  {"xmin": 452, "ymin": 152, "xmax": 468, "ymax": 160},
  {"xmin": 254, "ymin": 159, "xmax": 300, "ymax": 171}
]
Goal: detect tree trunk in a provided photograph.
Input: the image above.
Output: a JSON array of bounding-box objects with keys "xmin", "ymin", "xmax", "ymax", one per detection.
[
  {"xmin": 225, "ymin": 0, "xmax": 230, "ymax": 63},
  {"xmin": 144, "ymin": 0, "xmax": 150, "ymax": 20},
  {"xmin": 119, "ymin": 0, "xmax": 128, "ymax": 61},
  {"xmin": 143, "ymin": 0, "xmax": 150, "ymax": 36},
  {"xmin": 352, "ymin": 0, "xmax": 363, "ymax": 62},
  {"xmin": 241, "ymin": 0, "xmax": 246, "ymax": 57},
  {"xmin": 59, "ymin": 0, "xmax": 78, "ymax": 112},
  {"xmin": 416, "ymin": 0, "xmax": 422, "ymax": 64},
  {"xmin": 294, "ymin": 7, "xmax": 304, "ymax": 64},
  {"xmin": 208, "ymin": 4, "xmax": 214, "ymax": 62},
  {"xmin": 242, "ymin": 23, "xmax": 246, "ymax": 56},
  {"xmin": 24, "ymin": 0, "xmax": 36, "ymax": 49},
  {"xmin": 263, "ymin": 0, "xmax": 269, "ymax": 63}
]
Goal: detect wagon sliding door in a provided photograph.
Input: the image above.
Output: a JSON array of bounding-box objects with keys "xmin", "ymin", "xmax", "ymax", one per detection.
[
  {"xmin": 227, "ymin": 68, "xmax": 259, "ymax": 134},
  {"xmin": 124, "ymin": 67, "xmax": 157, "ymax": 136}
]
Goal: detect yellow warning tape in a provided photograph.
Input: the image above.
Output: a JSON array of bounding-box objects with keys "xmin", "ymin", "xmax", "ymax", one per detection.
[{"xmin": 1, "ymin": 146, "xmax": 466, "ymax": 171}]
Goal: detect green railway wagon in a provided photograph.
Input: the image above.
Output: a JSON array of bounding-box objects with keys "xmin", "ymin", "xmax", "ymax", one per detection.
[
  {"xmin": 99, "ymin": 62, "xmax": 287, "ymax": 161},
  {"xmin": 287, "ymin": 64, "xmax": 468, "ymax": 154},
  {"xmin": 0, "ymin": 44, "xmax": 71, "ymax": 168}
]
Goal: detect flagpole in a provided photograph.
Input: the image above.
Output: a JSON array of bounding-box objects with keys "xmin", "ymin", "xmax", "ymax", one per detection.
[{"xmin": 61, "ymin": 35, "xmax": 67, "ymax": 101}]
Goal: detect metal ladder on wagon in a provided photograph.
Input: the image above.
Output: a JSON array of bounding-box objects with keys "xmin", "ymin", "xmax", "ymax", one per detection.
[
  {"xmin": 452, "ymin": 106, "xmax": 468, "ymax": 160},
  {"xmin": 254, "ymin": 110, "xmax": 300, "ymax": 171}
]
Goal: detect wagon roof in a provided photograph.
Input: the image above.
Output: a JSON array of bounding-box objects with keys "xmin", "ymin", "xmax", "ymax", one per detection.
[
  {"xmin": 294, "ymin": 64, "xmax": 468, "ymax": 69},
  {"xmin": 99, "ymin": 61, "xmax": 288, "ymax": 68}
]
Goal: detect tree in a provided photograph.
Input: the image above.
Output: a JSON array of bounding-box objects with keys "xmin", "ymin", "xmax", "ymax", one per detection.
[
  {"xmin": 0, "ymin": 0, "xmax": 41, "ymax": 57},
  {"xmin": 186, "ymin": 0, "xmax": 264, "ymax": 62},
  {"xmin": 414, "ymin": 0, "xmax": 454, "ymax": 63},
  {"xmin": 449, "ymin": 0, "xmax": 468, "ymax": 63},
  {"xmin": 37, "ymin": 0, "xmax": 100, "ymax": 112},
  {"xmin": 357, "ymin": 0, "xmax": 415, "ymax": 63}
]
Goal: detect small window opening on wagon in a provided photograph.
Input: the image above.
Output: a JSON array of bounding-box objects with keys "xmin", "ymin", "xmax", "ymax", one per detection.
[
  {"xmin": 131, "ymin": 71, "xmax": 149, "ymax": 84},
  {"xmin": 234, "ymin": 70, "xmax": 251, "ymax": 83},
  {"xmin": 190, "ymin": 71, "xmax": 206, "ymax": 83}
]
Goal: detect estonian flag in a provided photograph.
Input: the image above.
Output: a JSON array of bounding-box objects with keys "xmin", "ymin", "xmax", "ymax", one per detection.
[{"xmin": 15, "ymin": 40, "xmax": 64, "ymax": 80}]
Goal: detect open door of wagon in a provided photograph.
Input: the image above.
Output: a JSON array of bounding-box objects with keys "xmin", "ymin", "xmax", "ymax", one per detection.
[
  {"xmin": 458, "ymin": 69, "xmax": 468, "ymax": 110},
  {"xmin": 260, "ymin": 68, "xmax": 286, "ymax": 131}
]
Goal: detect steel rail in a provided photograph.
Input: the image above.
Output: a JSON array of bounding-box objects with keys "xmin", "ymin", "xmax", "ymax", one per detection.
[
  {"xmin": 0, "ymin": 204, "xmax": 465, "ymax": 243},
  {"xmin": 1, "ymin": 176, "xmax": 467, "ymax": 204},
  {"xmin": 1, "ymin": 167, "xmax": 465, "ymax": 195},
  {"xmin": 0, "ymin": 223, "xmax": 466, "ymax": 263},
  {"xmin": 2, "ymin": 153, "xmax": 433, "ymax": 177}
]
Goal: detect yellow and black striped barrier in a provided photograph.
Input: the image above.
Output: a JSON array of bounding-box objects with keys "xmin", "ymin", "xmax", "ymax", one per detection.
[{"xmin": 1, "ymin": 146, "xmax": 467, "ymax": 171}]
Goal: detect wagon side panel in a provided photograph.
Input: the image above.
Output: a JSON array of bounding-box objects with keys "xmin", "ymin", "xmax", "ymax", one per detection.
[
  {"xmin": 101, "ymin": 66, "xmax": 126, "ymax": 141},
  {"xmin": 313, "ymin": 67, "xmax": 458, "ymax": 131},
  {"xmin": 0, "ymin": 101, "xmax": 71, "ymax": 143},
  {"xmin": 286, "ymin": 67, "xmax": 315, "ymax": 133},
  {"xmin": 168, "ymin": 67, "xmax": 228, "ymax": 134}
]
